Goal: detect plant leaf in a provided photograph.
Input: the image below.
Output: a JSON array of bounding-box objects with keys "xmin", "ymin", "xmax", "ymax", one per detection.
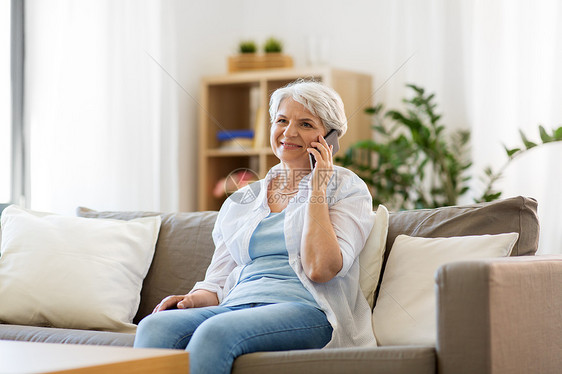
[
  {"xmin": 519, "ymin": 129, "xmax": 537, "ymax": 149},
  {"xmin": 365, "ymin": 105, "xmax": 383, "ymax": 115},
  {"xmin": 484, "ymin": 192, "xmax": 502, "ymax": 202},
  {"xmin": 539, "ymin": 125, "xmax": 553, "ymax": 143},
  {"xmin": 554, "ymin": 126, "xmax": 562, "ymax": 140},
  {"xmin": 373, "ymin": 125, "xmax": 387, "ymax": 135},
  {"xmin": 505, "ymin": 146, "xmax": 521, "ymax": 157}
]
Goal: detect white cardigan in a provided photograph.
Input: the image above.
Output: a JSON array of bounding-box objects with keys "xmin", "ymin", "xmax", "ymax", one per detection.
[{"xmin": 192, "ymin": 164, "xmax": 377, "ymax": 348}]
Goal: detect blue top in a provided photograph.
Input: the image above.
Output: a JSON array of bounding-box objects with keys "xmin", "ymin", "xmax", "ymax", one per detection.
[{"xmin": 220, "ymin": 211, "xmax": 320, "ymax": 309}]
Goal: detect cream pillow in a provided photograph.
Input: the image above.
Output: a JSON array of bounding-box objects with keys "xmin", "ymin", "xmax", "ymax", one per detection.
[
  {"xmin": 0, "ymin": 205, "xmax": 161, "ymax": 333},
  {"xmin": 359, "ymin": 204, "xmax": 389, "ymax": 309},
  {"xmin": 373, "ymin": 232, "xmax": 518, "ymax": 346}
]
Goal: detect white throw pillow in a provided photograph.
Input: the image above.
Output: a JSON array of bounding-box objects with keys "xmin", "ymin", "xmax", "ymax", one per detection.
[
  {"xmin": 372, "ymin": 232, "xmax": 518, "ymax": 346},
  {"xmin": 0, "ymin": 205, "xmax": 161, "ymax": 333},
  {"xmin": 359, "ymin": 204, "xmax": 389, "ymax": 309}
]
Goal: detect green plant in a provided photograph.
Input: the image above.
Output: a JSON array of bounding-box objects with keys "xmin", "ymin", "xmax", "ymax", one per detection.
[
  {"xmin": 337, "ymin": 84, "xmax": 562, "ymax": 210},
  {"xmin": 337, "ymin": 84, "xmax": 471, "ymax": 210},
  {"xmin": 264, "ymin": 37, "xmax": 283, "ymax": 53},
  {"xmin": 239, "ymin": 40, "xmax": 257, "ymax": 54},
  {"xmin": 478, "ymin": 125, "xmax": 562, "ymax": 202}
]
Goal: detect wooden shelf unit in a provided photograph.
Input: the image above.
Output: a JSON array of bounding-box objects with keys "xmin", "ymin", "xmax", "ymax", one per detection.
[{"xmin": 198, "ymin": 67, "xmax": 373, "ymax": 211}]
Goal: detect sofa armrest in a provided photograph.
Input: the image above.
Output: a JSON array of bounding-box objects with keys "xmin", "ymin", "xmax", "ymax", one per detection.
[{"xmin": 435, "ymin": 255, "xmax": 562, "ymax": 374}]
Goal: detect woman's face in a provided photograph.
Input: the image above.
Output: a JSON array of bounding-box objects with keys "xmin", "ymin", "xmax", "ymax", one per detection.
[{"xmin": 270, "ymin": 98, "xmax": 327, "ymax": 169}]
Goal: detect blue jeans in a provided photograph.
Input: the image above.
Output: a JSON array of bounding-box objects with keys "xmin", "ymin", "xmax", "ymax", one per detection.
[{"xmin": 133, "ymin": 302, "xmax": 332, "ymax": 374}]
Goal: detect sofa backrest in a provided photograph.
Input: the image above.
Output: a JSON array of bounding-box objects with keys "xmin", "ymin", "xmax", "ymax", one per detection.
[
  {"xmin": 77, "ymin": 195, "xmax": 539, "ymax": 325},
  {"xmin": 385, "ymin": 196, "xmax": 539, "ymax": 258}
]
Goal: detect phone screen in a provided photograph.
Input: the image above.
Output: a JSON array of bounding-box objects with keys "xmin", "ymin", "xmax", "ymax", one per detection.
[{"xmin": 309, "ymin": 129, "xmax": 340, "ymax": 169}]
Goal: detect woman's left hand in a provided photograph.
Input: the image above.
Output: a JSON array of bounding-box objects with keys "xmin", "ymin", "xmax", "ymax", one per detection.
[{"xmin": 308, "ymin": 135, "xmax": 334, "ymax": 192}]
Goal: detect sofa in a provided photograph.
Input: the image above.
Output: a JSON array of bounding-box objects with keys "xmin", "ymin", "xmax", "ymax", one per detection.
[{"xmin": 0, "ymin": 196, "xmax": 561, "ymax": 374}]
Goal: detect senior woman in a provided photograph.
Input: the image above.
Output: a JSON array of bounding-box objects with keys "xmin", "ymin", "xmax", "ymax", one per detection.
[{"xmin": 134, "ymin": 80, "xmax": 377, "ymax": 373}]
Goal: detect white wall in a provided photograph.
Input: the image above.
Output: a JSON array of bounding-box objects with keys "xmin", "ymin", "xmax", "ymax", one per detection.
[{"xmin": 166, "ymin": 2, "xmax": 246, "ymax": 211}]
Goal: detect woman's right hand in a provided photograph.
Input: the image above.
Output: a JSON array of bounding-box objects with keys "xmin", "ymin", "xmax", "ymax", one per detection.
[
  {"xmin": 152, "ymin": 294, "xmax": 195, "ymax": 314},
  {"xmin": 152, "ymin": 290, "xmax": 219, "ymax": 314}
]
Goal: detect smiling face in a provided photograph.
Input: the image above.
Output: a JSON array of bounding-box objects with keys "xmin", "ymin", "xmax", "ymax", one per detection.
[{"xmin": 270, "ymin": 98, "xmax": 327, "ymax": 170}]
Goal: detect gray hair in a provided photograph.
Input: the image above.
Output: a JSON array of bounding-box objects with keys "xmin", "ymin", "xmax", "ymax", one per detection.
[{"xmin": 269, "ymin": 79, "xmax": 347, "ymax": 137}]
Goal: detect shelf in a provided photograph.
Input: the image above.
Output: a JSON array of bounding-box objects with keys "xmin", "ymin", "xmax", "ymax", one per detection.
[
  {"xmin": 206, "ymin": 148, "xmax": 273, "ymax": 157},
  {"xmin": 198, "ymin": 67, "xmax": 373, "ymax": 211}
]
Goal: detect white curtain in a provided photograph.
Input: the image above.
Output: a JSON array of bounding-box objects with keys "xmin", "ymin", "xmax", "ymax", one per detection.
[
  {"xmin": 468, "ymin": 0, "xmax": 562, "ymax": 254},
  {"xmin": 25, "ymin": 0, "xmax": 179, "ymax": 215}
]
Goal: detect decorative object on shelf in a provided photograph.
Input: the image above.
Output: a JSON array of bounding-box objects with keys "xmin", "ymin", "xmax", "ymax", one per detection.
[
  {"xmin": 338, "ymin": 84, "xmax": 562, "ymax": 210},
  {"xmin": 212, "ymin": 168, "xmax": 259, "ymax": 198},
  {"xmin": 238, "ymin": 40, "xmax": 257, "ymax": 54},
  {"xmin": 228, "ymin": 37, "xmax": 293, "ymax": 73},
  {"xmin": 217, "ymin": 129, "xmax": 255, "ymax": 151},
  {"xmin": 252, "ymin": 106, "xmax": 266, "ymax": 148},
  {"xmin": 264, "ymin": 37, "xmax": 283, "ymax": 53}
]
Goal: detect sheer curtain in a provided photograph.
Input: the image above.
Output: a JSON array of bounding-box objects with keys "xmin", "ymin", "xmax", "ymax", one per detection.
[
  {"xmin": 25, "ymin": 0, "xmax": 179, "ymax": 215},
  {"xmin": 363, "ymin": 0, "xmax": 561, "ymax": 253},
  {"xmin": 468, "ymin": 0, "xmax": 562, "ymax": 254}
]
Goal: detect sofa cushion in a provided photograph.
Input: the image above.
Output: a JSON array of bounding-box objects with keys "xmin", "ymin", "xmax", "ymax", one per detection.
[
  {"xmin": 0, "ymin": 324, "xmax": 135, "ymax": 346},
  {"xmin": 373, "ymin": 196, "xmax": 539, "ymax": 308},
  {"xmin": 0, "ymin": 205, "xmax": 160, "ymax": 333},
  {"xmin": 359, "ymin": 204, "xmax": 389, "ymax": 309},
  {"xmin": 372, "ymin": 233, "xmax": 518, "ymax": 346},
  {"xmin": 232, "ymin": 346, "xmax": 435, "ymax": 374},
  {"xmin": 76, "ymin": 208, "xmax": 218, "ymax": 324}
]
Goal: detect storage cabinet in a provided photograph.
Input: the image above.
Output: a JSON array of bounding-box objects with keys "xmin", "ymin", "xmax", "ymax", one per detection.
[{"xmin": 198, "ymin": 67, "xmax": 373, "ymax": 211}]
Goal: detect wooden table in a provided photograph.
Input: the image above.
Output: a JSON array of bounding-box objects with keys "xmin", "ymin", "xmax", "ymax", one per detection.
[{"xmin": 0, "ymin": 340, "xmax": 189, "ymax": 374}]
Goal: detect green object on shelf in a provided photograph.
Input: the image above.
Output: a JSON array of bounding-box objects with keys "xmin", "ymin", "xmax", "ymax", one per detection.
[
  {"xmin": 264, "ymin": 37, "xmax": 283, "ymax": 53},
  {"xmin": 239, "ymin": 40, "xmax": 257, "ymax": 54}
]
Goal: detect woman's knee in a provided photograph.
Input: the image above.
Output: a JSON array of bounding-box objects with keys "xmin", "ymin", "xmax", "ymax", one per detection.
[
  {"xmin": 134, "ymin": 312, "xmax": 192, "ymax": 349},
  {"xmin": 189, "ymin": 314, "xmax": 236, "ymax": 347},
  {"xmin": 187, "ymin": 315, "xmax": 242, "ymax": 373}
]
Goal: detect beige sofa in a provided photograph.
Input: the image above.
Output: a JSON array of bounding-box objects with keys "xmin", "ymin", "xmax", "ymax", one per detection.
[{"xmin": 1, "ymin": 196, "xmax": 560, "ymax": 374}]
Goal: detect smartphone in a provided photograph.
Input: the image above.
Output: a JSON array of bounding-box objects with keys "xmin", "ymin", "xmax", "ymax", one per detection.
[{"xmin": 309, "ymin": 129, "xmax": 340, "ymax": 169}]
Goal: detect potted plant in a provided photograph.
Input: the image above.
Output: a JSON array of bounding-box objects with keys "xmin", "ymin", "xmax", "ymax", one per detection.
[
  {"xmin": 238, "ymin": 40, "xmax": 257, "ymax": 54},
  {"xmin": 228, "ymin": 40, "xmax": 259, "ymax": 72},
  {"xmin": 264, "ymin": 37, "xmax": 283, "ymax": 53},
  {"xmin": 228, "ymin": 37, "xmax": 293, "ymax": 73},
  {"xmin": 262, "ymin": 37, "xmax": 292, "ymax": 69},
  {"xmin": 337, "ymin": 84, "xmax": 562, "ymax": 210}
]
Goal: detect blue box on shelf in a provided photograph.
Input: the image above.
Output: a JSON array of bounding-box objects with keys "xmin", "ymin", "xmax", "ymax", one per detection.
[{"xmin": 216, "ymin": 130, "xmax": 254, "ymax": 141}]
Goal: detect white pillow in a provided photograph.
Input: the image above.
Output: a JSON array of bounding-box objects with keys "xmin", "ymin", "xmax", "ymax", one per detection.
[
  {"xmin": 372, "ymin": 232, "xmax": 518, "ymax": 346},
  {"xmin": 359, "ymin": 204, "xmax": 389, "ymax": 309},
  {"xmin": 0, "ymin": 205, "xmax": 161, "ymax": 333}
]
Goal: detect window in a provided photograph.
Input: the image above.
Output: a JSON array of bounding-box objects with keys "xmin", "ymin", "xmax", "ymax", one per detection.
[
  {"xmin": 1, "ymin": 0, "xmax": 24, "ymax": 213},
  {"xmin": 0, "ymin": 0, "xmax": 11, "ymax": 205}
]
